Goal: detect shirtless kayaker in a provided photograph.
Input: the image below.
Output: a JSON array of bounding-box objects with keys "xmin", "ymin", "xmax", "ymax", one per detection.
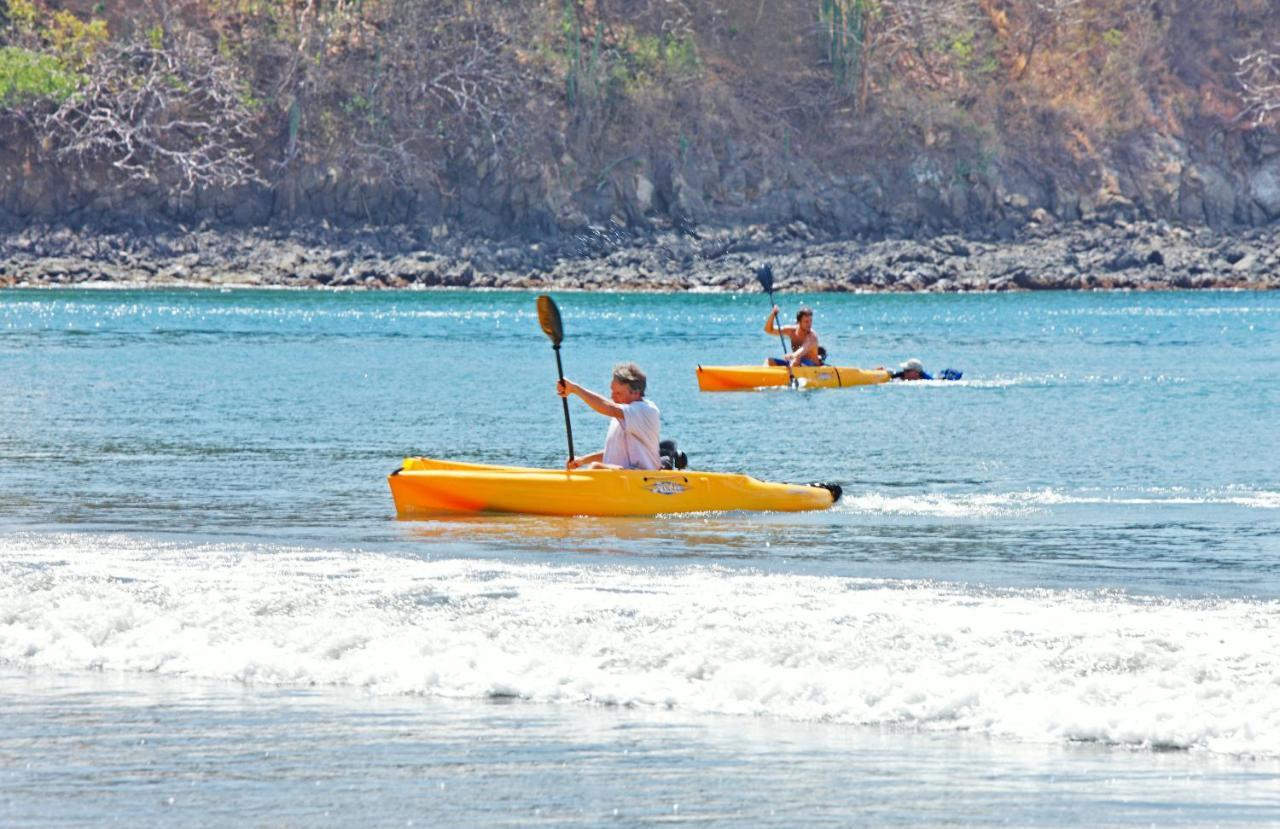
[
  {"xmin": 556, "ymin": 362, "xmax": 661, "ymax": 470},
  {"xmin": 764, "ymin": 306, "xmax": 823, "ymax": 366}
]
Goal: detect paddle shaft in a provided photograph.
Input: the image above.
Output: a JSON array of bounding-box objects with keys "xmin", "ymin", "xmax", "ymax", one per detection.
[
  {"xmin": 767, "ymin": 287, "xmax": 797, "ymax": 387},
  {"xmin": 552, "ymin": 343, "xmax": 575, "ymax": 461}
]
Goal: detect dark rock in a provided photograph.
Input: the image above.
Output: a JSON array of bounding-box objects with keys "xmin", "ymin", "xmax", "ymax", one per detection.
[{"xmin": 1104, "ymin": 250, "xmax": 1148, "ymax": 272}]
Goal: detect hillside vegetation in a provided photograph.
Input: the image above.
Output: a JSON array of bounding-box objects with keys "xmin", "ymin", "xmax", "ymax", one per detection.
[{"xmin": 1, "ymin": 0, "xmax": 1278, "ymax": 237}]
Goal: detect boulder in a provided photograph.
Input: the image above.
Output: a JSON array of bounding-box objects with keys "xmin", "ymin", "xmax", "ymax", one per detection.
[
  {"xmin": 634, "ymin": 174, "xmax": 655, "ymax": 213},
  {"xmin": 1248, "ymin": 157, "xmax": 1280, "ymax": 220}
]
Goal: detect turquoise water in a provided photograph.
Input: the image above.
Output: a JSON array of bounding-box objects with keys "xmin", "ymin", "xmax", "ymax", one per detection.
[{"xmin": 2, "ymin": 288, "xmax": 1279, "ymax": 825}]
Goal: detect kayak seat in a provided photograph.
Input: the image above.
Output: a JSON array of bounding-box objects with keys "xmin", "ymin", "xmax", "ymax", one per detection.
[{"xmin": 660, "ymin": 439, "xmax": 688, "ymax": 470}]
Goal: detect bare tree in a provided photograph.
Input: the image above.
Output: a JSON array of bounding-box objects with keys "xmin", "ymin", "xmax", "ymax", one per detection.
[
  {"xmin": 1014, "ymin": 0, "xmax": 1083, "ymax": 79},
  {"xmin": 873, "ymin": 1, "xmax": 986, "ymax": 84},
  {"xmin": 38, "ymin": 32, "xmax": 263, "ymax": 192},
  {"xmin": 263, "ymin": 0, "xmax": 537, "ymax": 194},
  {"xmin": 1236, "ymin": 47, "xmax": 1280, "ymax": 127},
  {"xmin": 977, "ymin": 0, "xmax": 1083, "ymax": 81}
]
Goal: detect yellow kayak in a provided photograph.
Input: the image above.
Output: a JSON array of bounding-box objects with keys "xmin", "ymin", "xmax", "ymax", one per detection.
[
  {"xmin": 389, "ymin": 457, "xmax": 841, "ymax": 517},
  {"xmin": 696, "ymin": 364, "xmax": 891, "ymax": 391}
]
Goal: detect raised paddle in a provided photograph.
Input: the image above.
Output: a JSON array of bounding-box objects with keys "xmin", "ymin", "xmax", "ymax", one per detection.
[
  {"xmin": 754, "ymin": 264, "xmax": 797, "ymax": 388},
  {"xmin": 536, "ymin": 294, "xmax": 575, "ymax": 463}
]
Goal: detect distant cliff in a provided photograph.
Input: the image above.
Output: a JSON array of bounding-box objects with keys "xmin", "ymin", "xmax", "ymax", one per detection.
[{"xmin": 2, "ymin": 0, "xmax": 1278, "ymax": 239}]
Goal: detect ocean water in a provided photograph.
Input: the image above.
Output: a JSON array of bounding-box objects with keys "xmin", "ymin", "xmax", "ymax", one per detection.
[{"xmin": 2, "ymin": 287, "xmax": 1279, "ymax": 825}]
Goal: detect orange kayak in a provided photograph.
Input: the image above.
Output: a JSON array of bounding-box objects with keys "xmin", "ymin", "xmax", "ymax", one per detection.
[
  {"xmin": 389, "ymin": 457, "xmax": 841, "ymax": 517},
  {"xmin": 696, "ymin": 364, "xmax": 891, "ymax": 391}
]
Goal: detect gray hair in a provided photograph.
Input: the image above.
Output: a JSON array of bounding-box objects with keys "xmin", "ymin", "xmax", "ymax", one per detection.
[{"xmin": 612, "ymin": 362, "xmax": 646, "ymax": 395}]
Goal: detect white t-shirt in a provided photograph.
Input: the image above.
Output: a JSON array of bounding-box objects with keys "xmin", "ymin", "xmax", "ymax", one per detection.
[{"xmin": 602, "ymin": 398, "xmax": 661, "ymax": 470}]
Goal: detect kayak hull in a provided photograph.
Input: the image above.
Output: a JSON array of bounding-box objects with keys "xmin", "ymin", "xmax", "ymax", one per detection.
[
  {"xmin": 389, "ymin": 457, "xmax": 840, "ymax": 517},
  {"xmin": 696, "ymin": 364, "xmax": 891, "ymax": 391}
]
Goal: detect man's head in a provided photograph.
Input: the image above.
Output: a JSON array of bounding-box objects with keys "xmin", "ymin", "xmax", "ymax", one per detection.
[
  {"xmin": 899, "ymin": 358, "xmax": 925, "ymax": 379},
  {"xmin": 796, "ymin": 307, "xmax": 814, "ymax": 333},
  {"xmin": 610, "ymin": 362, "xmax": 646, "ymax": 403}
]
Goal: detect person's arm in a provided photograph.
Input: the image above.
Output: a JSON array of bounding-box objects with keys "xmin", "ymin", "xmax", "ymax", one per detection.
[
  {"xmin": 801, "ymin": 332, "xmax": 820, "ymax": 362},
  {"xmin": 764, "ymin": 306, "xmax": 784, "ymax": 336},
  {"xmin": 786, "ymin": 333, "xmax": 820, "ymax": 365},
  {"xmin": 557, "ymin": 379, "xmax": 624, "ymax": 419},
  {"xmin": 567, "ymin": 450, "xmax": 603, "ymax": 470}
]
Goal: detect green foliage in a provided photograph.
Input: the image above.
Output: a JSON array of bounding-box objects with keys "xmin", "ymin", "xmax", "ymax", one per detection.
[
  {"xmin": 662, "ymin": 35, "xmax": 700, "ymax": 77},
  {"xmin": 948, "ymin": 32, "xmax": 974, "ymax": 62},
  {"xmin": 1101, "ymin": 27, "xmax": 1124, "ymax": 49},
  {"xmin": 0, "ymin": 44, "xmax": 80, "ymax": 106},
  {"xmin": 147, "ymin": 25, "xmax": 164, "ymax": 51},
  {"xmin": 943, "ymin": 29, "xmax": 998, "ymax": 78},
  {"xmin": 238, "ymin": 83, "xmax": 261, "ymax": 112},
  {"xmin": 629, "ymin": 33, "xmax": 699, "ymax": 78},
  {"xmin": 610, "ymin": 31, "xmax": 700, "ymax": 94},
  {"xmin": 561, "ymin": 1, "xmax": 701, "ymax": 112},
  {"xmin": 5, "ymin": 0, "xmax": 37, "ymax": 35},
  {"xmin": 342, "ymin": 92, "xmax": 384, "ymax": 130},
  {"xmin": 44, "ymin": 10, "xmax": 109, "ymax": 69},
  {"xmin": 953, "ymin": 150, "xmax": 995, "ymax": 182}
]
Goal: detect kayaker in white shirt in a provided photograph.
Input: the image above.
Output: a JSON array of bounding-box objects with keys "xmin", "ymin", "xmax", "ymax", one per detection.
[{"xmin": 556, "ymin": 362, "xmax": 661, "ymax": 470}]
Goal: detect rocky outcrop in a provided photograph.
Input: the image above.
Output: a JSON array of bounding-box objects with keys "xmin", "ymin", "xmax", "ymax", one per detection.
[
  {"xmin": 4, "ymin": 108, "xmax": 1278, "ymax": 244},
  {"xmin": 2, "ymin": 218, "xmax": 1276, "ymax": 292}
]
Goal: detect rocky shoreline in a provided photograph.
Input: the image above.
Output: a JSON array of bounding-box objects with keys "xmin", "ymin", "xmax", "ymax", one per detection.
[{"xmin": 1, "ymin": 218, "xmax": 1277, "ymax": 292}]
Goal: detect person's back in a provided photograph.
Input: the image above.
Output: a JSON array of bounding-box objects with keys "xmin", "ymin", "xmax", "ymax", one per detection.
[
  {"xmin": 602, "ymin": 394, "xmax": 661, "ymax": 470},
  {"xmin": 557, "ymin": 362, "xmax": 660, "ymax": 470}
]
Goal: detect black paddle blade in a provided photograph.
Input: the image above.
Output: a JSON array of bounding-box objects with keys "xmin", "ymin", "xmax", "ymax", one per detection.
[
  {"xmin": 536, "ymin": 294, "xmax": 563, "ymax": 346},
  {"xmin": 754, "ymin": 263, "xmax": 774, "ymax": 294}
]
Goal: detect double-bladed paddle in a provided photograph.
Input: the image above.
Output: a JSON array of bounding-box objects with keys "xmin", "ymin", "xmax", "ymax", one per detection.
[
  {"xmin": 755, "ymin": 264, "xmax": 796, "ymax": 388},
  {"xmin": 536, "ymin": 294, "xmax": 575, "ymax": 463}
]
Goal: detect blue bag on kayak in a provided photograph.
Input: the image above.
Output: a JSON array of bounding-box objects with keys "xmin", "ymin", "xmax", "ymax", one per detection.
[{"xmin": 939, "ymin": 368, "xmax": 963, "ymax": 381}]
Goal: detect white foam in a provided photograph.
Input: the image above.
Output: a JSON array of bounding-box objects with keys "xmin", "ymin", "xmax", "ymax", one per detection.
[
  {"xmin": 2, "ymin": 533, "xmax": 1278, "ymax": 757},
  {"xmin": 838, "ymin": 488, "xmax": 1280, "ymax": 518}
]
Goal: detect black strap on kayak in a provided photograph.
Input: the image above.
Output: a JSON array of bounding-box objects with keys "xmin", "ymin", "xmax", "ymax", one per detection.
[{"xmin": 832, "ymin": 366, "xmax": 843, "ymax": 387}]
